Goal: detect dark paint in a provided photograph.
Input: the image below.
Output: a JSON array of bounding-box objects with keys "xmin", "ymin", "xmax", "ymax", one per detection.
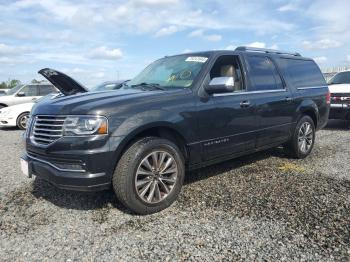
[{"xmin": 24, "ymin": 50, "xmax": 330, "ymax": 191}]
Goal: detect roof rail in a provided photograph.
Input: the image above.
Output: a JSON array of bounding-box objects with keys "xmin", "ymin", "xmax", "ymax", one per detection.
[{"xmin": 235, "ymin": 46, "xmax": 301, "ymax": 57}]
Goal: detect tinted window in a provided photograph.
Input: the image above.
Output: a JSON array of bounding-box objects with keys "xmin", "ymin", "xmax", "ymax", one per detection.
[
  {"xmin": 328, "ymin": 71, "xmax": 350, "ymax": 84},
  {"xmin": 246, "ymin": 56, "xmax": 283, "ymax": 91},
  {"xmin": 20, "ymin": 85, "xmax": 38, "ymax": 96},
  {"xmin": 280, "ymin": 58, "xmax": 326, "ymax": 88},
  {"xmin": 39, "ymin": 85, "xmax": 56, "ymax": 95}
]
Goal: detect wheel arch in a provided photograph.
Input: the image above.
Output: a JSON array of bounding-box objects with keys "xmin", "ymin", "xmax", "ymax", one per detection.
[
  {"xmin": 112, "ymin": 123, "xmax": 190, "ymax": 171},
  {"xmin": 296, "ymin": 100, "xmax": 319, "ymax": 128}
]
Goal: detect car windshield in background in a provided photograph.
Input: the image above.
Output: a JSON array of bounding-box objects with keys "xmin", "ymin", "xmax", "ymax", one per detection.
[
  {"xmin": 126, "ymin": 55, "xmax": 209, "ymax": 89},
  {"xmin": 91, "ymin": 81, "xmax": 124, "ymax": 92},
  {"xmin": 6, "ymin": 84, "xmax": 23, "ymax": 95},
  {"xmin": 328, "ymin": 71, "xmax": 350, "ymax": 84}
]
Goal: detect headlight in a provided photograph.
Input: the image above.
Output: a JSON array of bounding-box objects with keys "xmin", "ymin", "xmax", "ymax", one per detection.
[{"xmin": 63, "ymin": 116, "xmax": 108, "ymax": 136}]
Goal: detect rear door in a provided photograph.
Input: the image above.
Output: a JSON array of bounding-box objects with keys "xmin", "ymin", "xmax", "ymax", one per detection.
[{"xmin": 243, "ymin": 54, "xmax": 296, "ymax": 148}]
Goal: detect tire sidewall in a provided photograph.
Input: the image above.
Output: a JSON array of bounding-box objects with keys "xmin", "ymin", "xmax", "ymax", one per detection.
[
  {"xmin": 293, "ymin": 115, "xmax": 315, "ymax": 158},
  {"xmin": 16, "ymin": 112, "xmax": 29, "ymax": 130},
  {"xmin": 120, "ymin": 138, "xmax": 185, "ymax": 214}
]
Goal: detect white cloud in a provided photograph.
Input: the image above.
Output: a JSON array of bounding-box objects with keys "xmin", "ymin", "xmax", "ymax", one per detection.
[
  {"xmin": 188, "ymin": 29, "xmax": 222, "ymax": 42},
  {"xmin": 188, "ymin": 29, "xmax": 204, "ymax": 38},
  {"xmin": 302, "ymin": 39, "xmax": 342, "ymax": 50},
  {"xmin": 278, "ymin": 4, "xmax": 298, "ymax": 12},
  {"xmin": 205, "ymin": 34, "xmax": 222, "ymax": 42},
  {"xmin": 314, "ymin": 56, "xmax": 328, "ymax": 64},
  {"xmin": 347, "ymin": 55, "xmax": 350, "ymax": 62},
  {"xmin": 88, "ymin": 46, "xmax": 123, "ymax": 60},
  {"xmin": 0, "ymin": 43, "xmax": 31, "ymax": 56},
  {"xmin": 270, "ymin": 44, "xmax": 279, "ymax": 50},
  {"xmin": 182, "ymin": 49, "xmax": 192, "ymax": 53},
  {"xmin": 155, "ymin": 25, "xmax": 180, "ymax": 37},
  {"xmin": 224, "ymin": 45, "xmax": 237, "ymax": 50},
  {"xmin": 246, "ymin": 42, "xmax": 266, "ymax": 48}
]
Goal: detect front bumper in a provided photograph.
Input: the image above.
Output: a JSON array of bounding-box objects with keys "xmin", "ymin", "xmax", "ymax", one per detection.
[
  {"xmin": 329, "ymin": 104, "xmax": 350, "ymax": 120},
  {"xmin": 0, "ymin": 116, "xmax": 16, "ymax": 127},
  {"xmin": 23, "ymin": 134, "xmax": 125, "ymax": 192},
  {"xmin": 22, "ymin": 152, "xmax": 112, "ymax": 191}
]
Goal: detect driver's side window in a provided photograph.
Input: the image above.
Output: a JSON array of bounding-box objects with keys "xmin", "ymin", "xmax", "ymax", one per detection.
[{"xmin": 210, "ymin": 55, "xmax": 245, "ymax": 92}]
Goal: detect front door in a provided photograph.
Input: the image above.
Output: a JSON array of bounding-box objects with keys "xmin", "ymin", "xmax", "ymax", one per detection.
[{"xmin": 197, "ymin": 55, "xmax": 256, "ymax": 161}]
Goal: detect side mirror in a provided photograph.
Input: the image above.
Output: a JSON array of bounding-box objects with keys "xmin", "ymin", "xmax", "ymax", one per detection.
[
  {"xmin": 204, "ymin": 77, "xmax": 235, "ymax": 94},
  {"xmin": 17, "ymin": 92, "xmax": 25, "ymax": 97}
]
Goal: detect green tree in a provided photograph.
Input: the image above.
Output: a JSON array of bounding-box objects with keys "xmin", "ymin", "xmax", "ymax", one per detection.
[
  {"xmin": 7, "ymin": 79, "xmax": 21, "ymax": 88},
  {"xmin": 0, "ymin": 82, "xmax": 7, "ymax": 89}
]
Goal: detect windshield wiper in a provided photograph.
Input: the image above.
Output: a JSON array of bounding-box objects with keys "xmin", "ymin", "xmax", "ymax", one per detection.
[{"xmin": 131, "ymin": 82, "xmax": 166, "ymax": 91}]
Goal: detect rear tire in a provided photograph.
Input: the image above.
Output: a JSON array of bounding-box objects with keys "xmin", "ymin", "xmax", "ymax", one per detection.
[
  {"xmin": 112, "ymin": 137, "xmax": 185, "ymax": 215},
  {"xmin": 16, "ymin": 112, "xmax": 30, "ymax": 130},
  {"xmin": 285, "ymin": 115, "xmax": 315, "ymax": 159}
]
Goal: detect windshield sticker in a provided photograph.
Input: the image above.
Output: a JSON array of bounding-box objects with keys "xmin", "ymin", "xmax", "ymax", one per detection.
[{"xmin": 185, "ymin": 57, "xmax": 208, "ymax": 63}]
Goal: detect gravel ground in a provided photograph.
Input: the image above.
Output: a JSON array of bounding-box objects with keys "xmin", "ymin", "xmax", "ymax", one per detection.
[{"xmin": 0, "ymin": 120, "xmax": 350, "ymax": 261}]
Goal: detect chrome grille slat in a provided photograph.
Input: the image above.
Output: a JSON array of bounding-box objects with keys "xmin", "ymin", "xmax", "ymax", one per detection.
[
  {"xmin": 35, "ymin": 123, "xmax": 63, "ymax": 127},
  {"xmin": 31, "ymin": 115, "xmax": 66, "ymax": 145},
  {"xmin": 33, "ymin": 132, "xmax": 62, "ymax": 137}
]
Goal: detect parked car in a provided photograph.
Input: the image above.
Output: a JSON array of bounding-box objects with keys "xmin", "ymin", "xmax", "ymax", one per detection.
[
  {"xmin": 0, "ymin": 83, "xmax": 57, "ymax": 109},
  {"xmin": 328, "ymin": 71, "xmax": 350, "ymax": 121},
  {"xmin": 21, "ymin": 47, "xmax": 330, "ymax": 214},
  {"xmin": 0, "ymin": 102, "xmax": 34, "ymax": 129},
  {"xmin": 90, "ymin": 80, "xmax": 129, "ymax": 92}
]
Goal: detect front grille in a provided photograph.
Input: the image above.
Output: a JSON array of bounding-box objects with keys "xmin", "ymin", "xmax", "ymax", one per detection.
[{"xmin": 31, "ymin": 115, "xmax": 66, "ymax": 145}]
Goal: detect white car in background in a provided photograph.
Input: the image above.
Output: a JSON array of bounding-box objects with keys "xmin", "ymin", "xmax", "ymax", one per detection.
[
  {"xmin": 0, "ymin": 83, "xmax": 57, "ymax": 109},
  {"xmin": 328, "ymin": 71, "xmax": 350, "ymax": 121},
  {"xmin": 0, "ymin": 102, "xmax": 34, "ymax": 129}
]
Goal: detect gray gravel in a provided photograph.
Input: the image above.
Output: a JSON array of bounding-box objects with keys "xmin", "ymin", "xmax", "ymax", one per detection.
[{"xmin": 1, "ymin": 120, "xmax": 350, "ymax": 261}]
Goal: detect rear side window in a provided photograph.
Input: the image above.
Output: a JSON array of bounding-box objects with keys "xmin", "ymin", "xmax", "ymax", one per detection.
[
  {"xmin": 245, "ymin": 56, "xmax": 284, "ymax": 91},
  {"xmin": 279, "ymin": 58, "xmax": 326, "ymax": 88},
  {"xmin": 39, "ymin": 85, "xmax": 56, "ymax": 95}
]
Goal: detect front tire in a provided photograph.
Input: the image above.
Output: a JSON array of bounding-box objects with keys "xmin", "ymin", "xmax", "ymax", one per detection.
[
  {"xmin": 113, "ymin": 137, "xmax": 185, "ymax": 215},
  {"xmin": 16, "ymin": 112, "xmax": 30, "ymax": 130},
  {"xmin": 285, "ymin": 115, "xmax": 315, "ymax": 159}
]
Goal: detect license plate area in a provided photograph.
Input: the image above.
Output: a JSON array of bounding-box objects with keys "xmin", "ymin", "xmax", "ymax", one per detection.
[{"xmin": 20, "ymin": 158, "xmax": 30, "ymax": 178}]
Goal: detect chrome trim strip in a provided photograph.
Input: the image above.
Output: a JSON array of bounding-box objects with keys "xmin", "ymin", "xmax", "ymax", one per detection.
[
  {"xmin": 27, "ymin": 154, "xmax": 85, "ymax": 173},
  {"xmin": 297, "ymin": 86, "xmax": 328, "ymax": 90},
  {"xmin": 187, "ymin": 122, "xmax": 296, "ymax": 146},
  {"xmin": 213, "ymin": 89, "xmax": 287, "ymax": 97}
]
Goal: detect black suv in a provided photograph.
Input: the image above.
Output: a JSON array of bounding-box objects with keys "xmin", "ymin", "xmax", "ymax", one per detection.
[{"xmin": 21, "ymin": 47, "xmax": 330, "ymax": 214}]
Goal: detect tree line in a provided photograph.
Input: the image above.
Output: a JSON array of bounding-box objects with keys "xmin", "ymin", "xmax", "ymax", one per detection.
[{"xmin": 0, "ymin": 79, "xmax": 46, "ymax": 89}]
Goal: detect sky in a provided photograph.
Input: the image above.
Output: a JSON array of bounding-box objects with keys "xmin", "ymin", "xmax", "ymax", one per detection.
[{"xmin": 0, "ymin": 0, "xmax": 350, "ymax": 87}]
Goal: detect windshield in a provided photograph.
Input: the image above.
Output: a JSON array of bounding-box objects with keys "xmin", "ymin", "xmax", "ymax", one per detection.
[
  {"xmin": 6, "ymin": 84, "xmax": 23, "ymax": 95},
  {"xmin": 126, "ymin": 55, "xmax": 209, "ymax": 89},
  {"xmin": 328, "ymin": 71, "xmax": 350, "ymax": 84}
]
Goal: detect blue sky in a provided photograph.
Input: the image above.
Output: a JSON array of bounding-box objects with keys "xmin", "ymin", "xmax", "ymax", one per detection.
[{"xmin": 0, "ymin": 0, "xmax": 349, "ymax": 87}]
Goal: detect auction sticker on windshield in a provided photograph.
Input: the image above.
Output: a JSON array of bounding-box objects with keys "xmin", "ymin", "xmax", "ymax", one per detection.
[{"xmin": 185, "ymin": 57, "xmax": 208, "ymax": 63}]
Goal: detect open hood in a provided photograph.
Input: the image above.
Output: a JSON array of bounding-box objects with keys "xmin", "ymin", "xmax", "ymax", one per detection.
[{"xmin": 38, "ymin": 68, "xmax": 88, "ymax": 96}]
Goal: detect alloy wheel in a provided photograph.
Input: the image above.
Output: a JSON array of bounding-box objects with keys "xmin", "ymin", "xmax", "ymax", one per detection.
[
  {"xmin": 135, "ymin": 150, "xmax": 178, "ymax": 204},
  {"xmin": 298, "ymin": 122, "xmax": 313, "ymax": 153}
]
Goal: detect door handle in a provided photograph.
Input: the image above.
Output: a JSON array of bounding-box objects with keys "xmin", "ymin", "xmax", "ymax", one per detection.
[
  {"xmin": 32, "ymin": 98, "xmax": 37, "ymax": 101},
  {"xmin": 240, "ymin": 100, "xmax": 251, "ymax": 108},
  {"xmin": 285, "ymin": 97, "xmax": 293, "ymax": 102}
]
